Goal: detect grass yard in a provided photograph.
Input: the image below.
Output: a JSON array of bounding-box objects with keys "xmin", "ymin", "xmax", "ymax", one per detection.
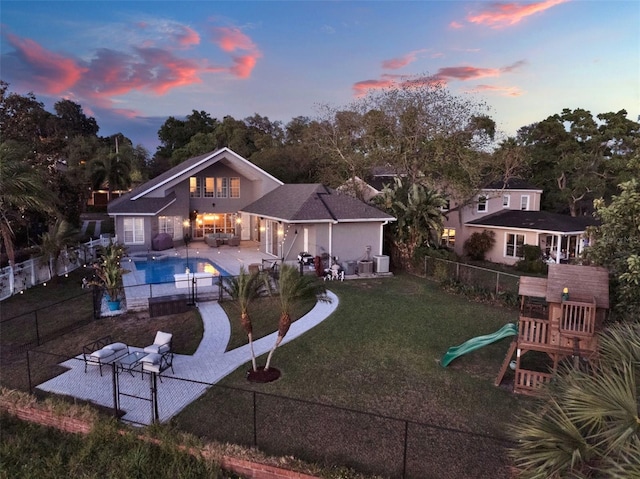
[
  {"xmin": 1, "ymin": 271, "xmax": 532, "ymax": 478},
  {"xmin": 183, "ymin": 275, "xmax": 528, "ymax": 436}
]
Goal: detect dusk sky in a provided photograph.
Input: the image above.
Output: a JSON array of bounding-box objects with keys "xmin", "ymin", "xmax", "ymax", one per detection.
[{"xmin": 1, "ymin": 0, "xmax": 638, "ymax": 153}]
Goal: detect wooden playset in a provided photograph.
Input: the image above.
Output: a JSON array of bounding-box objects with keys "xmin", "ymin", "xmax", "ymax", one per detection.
[{"xmin": 496, "ymin": 264, "xmax": 610, "ymax": 395}]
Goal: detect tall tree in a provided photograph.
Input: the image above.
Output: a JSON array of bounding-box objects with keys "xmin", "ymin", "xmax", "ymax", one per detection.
[
  {"xmin": 39, "ymin": 219, "xmax": 79, "ymax": 279},
  {"xmin": 53, "ymin": 99, "xmax": 99, "ymax": 137},
  {"xmin": 519, "ymin": 108, "xmax": 639, "ymax": 216},
  {"xmin": 585, "ymin": 153, "xmax": 640, "ymax": 320},
  {"xmin": 0, "ymin": 142, "xmax": 57, "ymax": 266},
  {"xmin": 88, "ymin": 144, "xmax": 132, "ymax": 201}
]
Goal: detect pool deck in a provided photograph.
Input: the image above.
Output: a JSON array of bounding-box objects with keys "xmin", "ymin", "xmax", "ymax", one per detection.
[{"xmin": 120, "ymin": 241, "xmax": 292, "ymax": 311}]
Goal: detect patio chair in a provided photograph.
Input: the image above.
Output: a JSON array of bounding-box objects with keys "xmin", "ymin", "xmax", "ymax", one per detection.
[
  {"xmin": 143, "ymin": 331, "xmax": 172, "ymax": 355},
  {"xmin": 140, "ymin": 351, "xmax": 174, "ymax": 381}
]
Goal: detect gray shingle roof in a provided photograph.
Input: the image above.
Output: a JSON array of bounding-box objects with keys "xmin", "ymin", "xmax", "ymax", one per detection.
[
  {"xmin": 466, "ymin": 210, "xmax": 599, "ymax": 233},
  {"xmin": 240, "ymin": 184, "xmax": 396, "ymax": 223},
  {"xmin": 108, "ymin": 192, "xmax": 177, "ymax": 215}
]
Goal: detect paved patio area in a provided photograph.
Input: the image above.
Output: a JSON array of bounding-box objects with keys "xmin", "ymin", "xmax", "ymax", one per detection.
[{"xmin": 36, "ymin": 290, "xmax": 339, "ymax": 425}]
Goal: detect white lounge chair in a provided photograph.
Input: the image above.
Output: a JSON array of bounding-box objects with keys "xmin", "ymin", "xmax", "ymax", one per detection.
[{"xmin": 143, "ymin": 331, "xmax": 172, "ymax": 355}]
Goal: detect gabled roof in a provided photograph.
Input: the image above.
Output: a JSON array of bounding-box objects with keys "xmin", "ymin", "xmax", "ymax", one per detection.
[
  {"xmin": 466, "ymin": 210, "xmax": 599, "ymax": 234},
  {"xmin": 108, "ymin": 147, "xmax": 283, "ymax": 215},
  {"xmin": 239, "ymin": 184, "xmax": 396, "ymax": 223}
]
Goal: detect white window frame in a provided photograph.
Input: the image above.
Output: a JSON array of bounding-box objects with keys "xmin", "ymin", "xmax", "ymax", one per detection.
[
  {"xmin": 158, "ymin": 216, "xmax": 182, "ymax": 240},
  {"xmin": 123, "ymin": 218, "xmax": 144, "ymax": 245},
  {"xmin": 216, "ymin": 177, "xmax": 229, "ymax": 198},
  {"xmin": 477, "ymin": 195, "xmax": 487, "ymax": 213},
  {"xmin": 520, "ymin": 195, "xmax": 530, "ymax": 211},
  {"xmin": 502, "ymin": 194, "xmax": 510, "ymax": 208},
  {"xmin": 230, "ymin": 177, "xmax": 240, "ymax": 198},
  {"xmin": 204, "ymin": 177, "xmax": 215, "ymax": 197},
  {"xmin": 190, "ymin": 177, "xmax": 202, "ymax": 198},
  {"xmin": 505, "ymin": 233, "xmax": 525, "ymax": 258}
]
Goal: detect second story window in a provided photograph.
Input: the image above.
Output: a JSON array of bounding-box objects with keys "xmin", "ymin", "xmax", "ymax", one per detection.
[
  {"xmin": 216, "ymin": 177, "xmax": 228, "ymax": 198},
  {"xmin": 502, "ymin": 195, "xmax": 510, "ymax": 208},
  {"xmin": 521, "ymin": 195, "xmax": 530, "ymax": 211},
  {"xmin": 204, "ymin": 178, "xmax": 215, "ymax": 197},
  {"xmin": 477, "ymin": 195, "xmax": 487, "ymax": 213},
  {"xmin": 230, "ymin": 177, "xmax": 240, "ymax": 198},
  {"xmin": 190, "ymin": 177, "xmax": 202, "ymax": 198}
]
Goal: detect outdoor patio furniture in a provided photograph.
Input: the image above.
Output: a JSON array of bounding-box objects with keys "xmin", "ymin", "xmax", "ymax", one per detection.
[
  {"xmin": 83, "ymin": 336, "xmax": 129, "ymax": 376},
  {"xmin": 204, "ymin": 233, "xmax": 240, "ymax": 247},
  {"xmin": 143, "ymin": 331, "xmax": 172, "ymax": 355},
  {"xmin": 140, "ymin": 351, "xmax": 175, "ymax": 380}
]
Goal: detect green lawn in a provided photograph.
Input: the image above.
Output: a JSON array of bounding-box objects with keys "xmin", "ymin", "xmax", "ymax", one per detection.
[
  {"xmin": 185, "ymin": 275, "xmax": 528, "ymax": 436},
  {"xmin": 1, "ymin": 272, "xmax": 531, "ymax": 478}
]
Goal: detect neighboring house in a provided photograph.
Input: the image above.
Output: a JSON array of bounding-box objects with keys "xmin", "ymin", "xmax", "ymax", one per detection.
[
  {"xmin": 442, "ymin": 179, "xmax": 598, "ymax": 265},
  {"xmin": 240, "ymin": 183, "xmax": 396, "ymax": 264},
  {"xmin": 108, "ymin": 148, "xmax": 283, "ymax": 252},
  {"xmin": 108, "ymin": 148, "xmax": 396, "ymax": 266}
]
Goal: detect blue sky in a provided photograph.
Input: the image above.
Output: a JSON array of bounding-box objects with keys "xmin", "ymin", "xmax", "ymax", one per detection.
[{"xmin": 1, "ymin": 0, "xmax": 638, "ymax": 153}]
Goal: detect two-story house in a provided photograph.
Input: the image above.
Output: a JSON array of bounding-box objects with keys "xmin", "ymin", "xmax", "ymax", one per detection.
[{"xmin": 442, "ymin": 179, "xmax": 599, "ymax": 265}]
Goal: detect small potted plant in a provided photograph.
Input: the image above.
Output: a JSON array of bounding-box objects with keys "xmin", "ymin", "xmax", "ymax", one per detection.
[{"xmin": 90, "ymin": 241, "xmax": 129, "ymax": 311}]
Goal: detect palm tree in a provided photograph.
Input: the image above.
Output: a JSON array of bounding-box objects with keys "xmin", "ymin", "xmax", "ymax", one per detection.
[
  {"xmin": 39, "ymin": 219, "xmax": 79, "ymax": 279},
  {"xmin": 373, "ymin": 177, "xmax": 447, "ymax": 264},
  {"xmin": 264, "ymin": 264, "xmax": 331, "ymax": 371},
  {"xmin": 0, "ymin": 142, "xmax": 57, "ymax": 266},
  {"xmin": 88, "ymin": 149, "xmax": 131, "ymax": 201},
  {"xmin": 509, "ymin": 322, "xmax": 640, "ymax": 478},
  {"xmin": 221, "ymin": 266, "xmax": 262, "ymax": 371}
]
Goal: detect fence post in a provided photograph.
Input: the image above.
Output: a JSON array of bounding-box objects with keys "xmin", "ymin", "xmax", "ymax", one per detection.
[
  {"xmin": 26, "ymin": 350, "xmax": 33, "ymax": 393},
  {"xmin": 112, "ymin": 363, "xmax": 119, "ymax": 417},
  {"xmin": 34, "ymin": 311, "xmax": 40, "ymax": 346},
  {"xmin": 253, "ymin": 391, "xmax": 258, "ymax": 447},
  {"xmin": 496, "ymin": 272, "xmax": 500, "ymax": 295},
  {"xmin": 402, "ymin": 420, "xmax": 409, "ymax": 479}
]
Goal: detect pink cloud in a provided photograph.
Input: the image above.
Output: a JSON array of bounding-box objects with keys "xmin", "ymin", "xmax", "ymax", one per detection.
[
  {"xmin": 352, "ymin": 61, "xmax": 525, "ymax": 96},
  {"xmin": 449, "ymin": 21, "xmax": 463, "ymax": 29},
  {"xmin": 382, "ymin": 50, "xmax": 426, "ymax": 70},
  {"xmin": 213, "ymin": 26, "xmax": 257, "ymax": 52},
  {"xmin": 4, "ymin": 32, "xmax": 86, "ymax": 94},
  {"xmin": 467, "ymin": 0, "xmax": 569, "ymax": 28},
  {"xmin": 469, "ymin": 84, "xmax": 524, "ymax": 97},
  {"xmin": 211, "ymin": 26, "xmax": 262, "ymax": 78},
  {"xmin": 174, "ymin": 25, "xmax": 200, "ymax": 48}
]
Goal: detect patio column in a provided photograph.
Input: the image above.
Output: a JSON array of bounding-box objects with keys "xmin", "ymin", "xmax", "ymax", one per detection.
[{"xmin": 555, "ymin": 234, "xmax": 562, "ymax": 263}]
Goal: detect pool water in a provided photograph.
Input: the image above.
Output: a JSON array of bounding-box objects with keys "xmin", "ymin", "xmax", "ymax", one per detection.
[{"xmin": 133, "ymin": 257, "xmax": 230, "ymax": 284}]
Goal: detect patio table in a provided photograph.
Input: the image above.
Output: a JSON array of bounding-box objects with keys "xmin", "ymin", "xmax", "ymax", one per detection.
[{"xmin": 116, "ymin": 351, "xmax": 147, "ymax": 377}]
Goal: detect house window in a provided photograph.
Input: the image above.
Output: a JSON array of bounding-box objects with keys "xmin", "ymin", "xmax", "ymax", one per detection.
[
  {"xmin": 123, "ymin": 218, "xmax": 144, "ymax": 244},
  {"xmin": 441, "ymin": 199, "xmax": 450, "ymax": 211},
  {"xmin": 216, "ymin": 177, "xmax": 228, "ymax": 198},
  {"xmin": 158, "ymin": 216, "xmax": 182, "ymax": 240},
  {"xmin": 441, "ymin": 228, "xmax": 455, "ymax": 247},
  {"xmin": 521, "ymin": 195, "xmax": 530, "ymax": 211},
  {"xmin": 505, "ymin": 233, "xmax": 524, "ymax": 258},
  {"xmin": 477, "ymin": 195, "xmax": 487, "ymax": 213},
  {"xmin": 230, "ymin": 177, "xmax": 240, "ymax": 198},
  {"xmin": 190, "ymin": 177, "xmax": 202, "ymax": 198},
  {"xmin": 204, "ymin": 178, "xmax": 215, "ymax": 197},
  {"xmin": 502, "ymin": 195, "xmax": 510, "ymax": 208}
]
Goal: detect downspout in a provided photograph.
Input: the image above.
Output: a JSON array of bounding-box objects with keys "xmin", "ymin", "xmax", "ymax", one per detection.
[{"xmin": 380, "ymin": 220, "xmax": 389, "ymax": 255}]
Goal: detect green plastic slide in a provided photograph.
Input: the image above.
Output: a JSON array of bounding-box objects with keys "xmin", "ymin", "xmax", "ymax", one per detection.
[{"xmin": 440, "ymin": 323, "xmax": 518, "ymax": 367}]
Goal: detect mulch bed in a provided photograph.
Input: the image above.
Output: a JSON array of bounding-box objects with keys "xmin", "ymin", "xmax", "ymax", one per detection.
[{"xmin": 246, "ymin": 367, "xmax": 281, "ymax": 383}]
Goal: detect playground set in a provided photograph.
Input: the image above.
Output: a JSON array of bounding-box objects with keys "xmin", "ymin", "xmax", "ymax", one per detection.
[{"xmin": 441, "ymin": 264, "xmax": 610, "ymax": 395}]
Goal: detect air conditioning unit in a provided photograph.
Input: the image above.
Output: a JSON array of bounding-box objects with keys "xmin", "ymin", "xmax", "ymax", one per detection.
[{"xmin": 374, "ymin": 255, "xmax": 389, "ymax": 274}]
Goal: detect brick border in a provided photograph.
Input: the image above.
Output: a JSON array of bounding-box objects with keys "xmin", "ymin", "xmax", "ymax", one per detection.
[{"xmin": 1, "ymin": 403, "xmax": 318, "ymax": 479}]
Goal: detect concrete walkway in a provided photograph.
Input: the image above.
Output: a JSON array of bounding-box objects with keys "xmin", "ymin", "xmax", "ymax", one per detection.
[{"xmin": 36, "ymin": 291, "xmax": 339, "ymax": 425}]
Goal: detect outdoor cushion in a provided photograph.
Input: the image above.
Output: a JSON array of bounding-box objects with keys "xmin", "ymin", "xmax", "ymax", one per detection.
[
  {"xmin": 105, "ymin": 342, "xmax": 127, "ymax": 352},
  {"xmin": 144, "ymin": 331, "xmax": 172, "ymax": 354},
  {"xmin": 90, "ymin": 348, "xmax": 116, "ymax": 360}
]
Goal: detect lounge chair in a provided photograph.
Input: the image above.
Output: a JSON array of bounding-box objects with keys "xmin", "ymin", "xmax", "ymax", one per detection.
[
  {"xmin": 140, "ymin": 351, "xmax": 175, "ymax": 381},
  {"xmin": 143, "ymin": 331, "xmax": 172, "ymax": 355}
]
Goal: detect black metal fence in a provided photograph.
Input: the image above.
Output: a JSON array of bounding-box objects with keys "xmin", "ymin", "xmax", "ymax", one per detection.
[
  {"xmin": 26, "ymin": 349, "xmax": 515, "ymax": 479},
  {"xmin": 423, "ymin": 256, "xmax": 521, "ymax": 297}
]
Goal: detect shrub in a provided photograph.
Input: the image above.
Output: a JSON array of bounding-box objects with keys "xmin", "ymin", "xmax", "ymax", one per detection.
[
  {"xmin": 463, "ymin": 230, "xmax": 495, "ymax": 261},
  {"xmin": 515, "ymin": 245, "xmax": 548, "ymax": 274}
]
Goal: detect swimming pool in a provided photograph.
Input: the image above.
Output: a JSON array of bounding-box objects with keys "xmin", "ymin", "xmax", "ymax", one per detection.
[{"xmin": 133, "ymin": 257, "xmax": 230, "ymax": 284}]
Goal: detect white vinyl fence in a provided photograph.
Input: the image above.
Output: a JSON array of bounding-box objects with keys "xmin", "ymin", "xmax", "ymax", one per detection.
[{"xmin": 0, "ymin": 236, "xmax": 115, "ymax": 301}]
